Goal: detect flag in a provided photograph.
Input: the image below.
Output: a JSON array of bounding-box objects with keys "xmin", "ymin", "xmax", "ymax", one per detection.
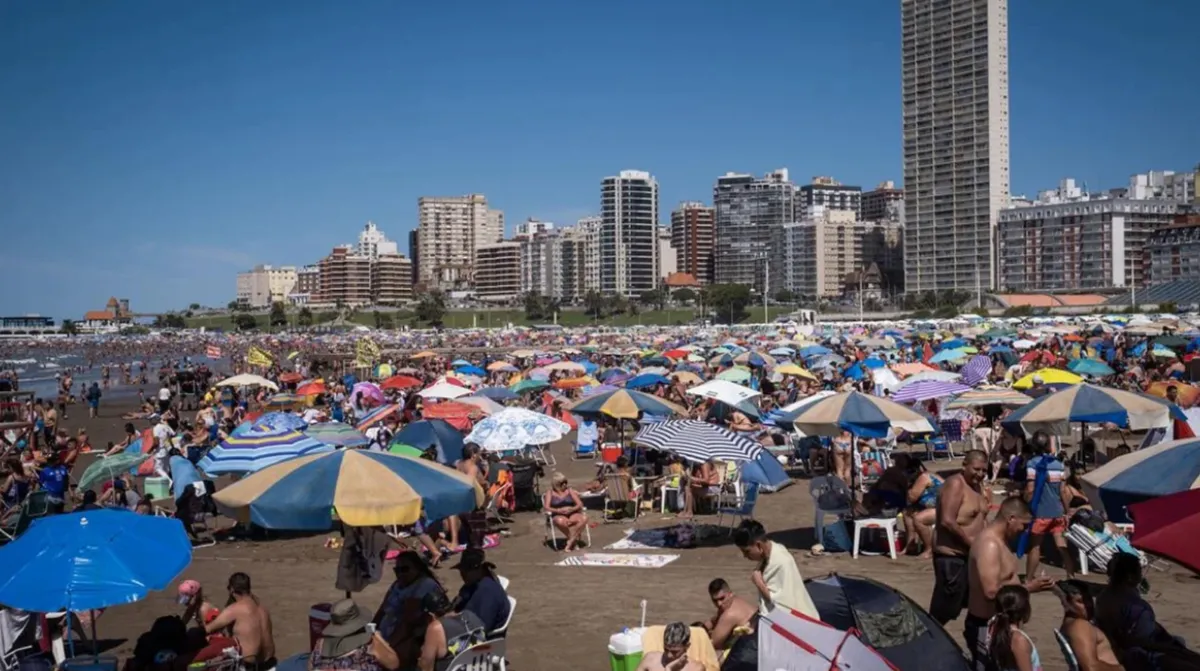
[
  {"xmin": 355, "ymin": 337, "xmax": 381, "ymax": 368},
  {"xmin": 205, "ymin": 345, "xmax": 222, "ymax": 359},
  {"xmin": 247, "ymin": 346, "xmax": 273, "ymax": 367}
]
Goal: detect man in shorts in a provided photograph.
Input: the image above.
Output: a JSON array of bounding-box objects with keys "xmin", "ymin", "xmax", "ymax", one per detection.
[
  {"xmin": 929, "ymin": 450, "xmax": 989, "ymax": 625},
  {"xmin": 1024, "ymin": 431, "xmax": 1075, "ymax": 578}
]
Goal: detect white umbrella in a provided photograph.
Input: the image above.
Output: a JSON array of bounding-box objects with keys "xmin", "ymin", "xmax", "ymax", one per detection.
[
  {"xmin": 466, "ymin": 408, "xmax": 570, "ymax": 451},
  {"xmin": 458, "ymin": 395, "xmax": 505, "ymax": 415},
  {"xmin": 686, "ymin": 379, "xmax": 761, "ymax": 407},
  {"xmin": 895, "ymin": 370, "xmax": 962, "ymax": 389},
  {"xmin": 418, "ymin": 381, "xmax": 471, "ymax": 400},
  {"xmin": 215, "ymin": 374, "xmax": 279, "ymax": 391}
]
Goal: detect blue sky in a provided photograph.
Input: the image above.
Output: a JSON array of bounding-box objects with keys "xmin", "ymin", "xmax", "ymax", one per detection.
[{"xmin": 2, "ymin": 0, "xmax": 1197, "ymax": 319}]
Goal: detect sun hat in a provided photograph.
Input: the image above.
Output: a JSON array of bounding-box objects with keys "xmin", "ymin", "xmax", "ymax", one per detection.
[{"xmin": 320, "ymin": 599, "xmax": 372, "ymax": 658}]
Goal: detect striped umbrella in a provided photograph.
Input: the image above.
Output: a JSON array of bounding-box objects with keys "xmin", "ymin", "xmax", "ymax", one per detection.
[
  {"xmin": 944, "ymin": 387, "xmax": 1033, "ymax": 411},
  {"xmin": 304, "ymin": 422, "xmax": 369, "ymax": 448},
  {"xmin": 355, "ymin": 404, "xmax": 400, "ymax": 431},
  {"xmin": 567, "ymin": 389, "xmax": 686, "ymax": 420},
  {"xmin": 1001, "ymin": 383, "xmax": 1185, "ymax": 437},
  {"xmin": 1082, "ymin": 437, "xmax": 1200, "ymax": 522},
  {"xmin": 264, "ymin": 393, "xmax": 304, "ymax": 410},
  {"xmin": 212, "ymin": 450, "xmax": 482, "ymax": 529},
  {"xmin": 890, "ymin": 380, "xmax": 972, "ymax": 404},
  {"xmin": 959, "ymin": 355, "xmax": 992, "ymax": 386},
  {"xmin": 198, "ymin": 428, "xmax": 335, "ymax": 475},
  {"xmin": 778, "ymin": 391, "xmax": 935, "ymax": 438},
  {"xmin": 633, "ymin": 420, "xmax": 763, "ymax": 463},
  {"xmin": 232, "ymin": 411, "xmax": 308, "ymax": 435}
]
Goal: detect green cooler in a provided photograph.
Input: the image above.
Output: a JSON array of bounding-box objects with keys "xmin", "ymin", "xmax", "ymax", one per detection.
[{"xmin": 608, "ymin": 629, "xmax": 644, "ymax": 671}]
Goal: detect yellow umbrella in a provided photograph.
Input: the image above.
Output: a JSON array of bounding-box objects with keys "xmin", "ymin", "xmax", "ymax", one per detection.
[
  {"xmin": 669, "ymin": 371, "xmax": 702, "ymax": 385},
  {"xmin": 776, "ymin": 363, "xmax": 818, "ymax": 381},
  {"xmin": 1012, "ymin": 368, "xmax": 1082, "ymax": 390},
  {"xmin": 410, "ymin": 351, "xmax": 437, "ymax": 360},
  {"xmin": 486, "ymin": 361, "xmax": 513, "ymax": 372}
]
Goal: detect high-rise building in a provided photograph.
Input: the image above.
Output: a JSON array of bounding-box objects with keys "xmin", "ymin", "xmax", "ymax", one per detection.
[
  {"xmin": 715, "ymin": 169, "xmax": 796, "ymax": 291},
  {"xmin": 474, "ymin": 242, "xmax": 522, "ymax": 303},
  {"xmin": 517, "ymin": 221, "xmax": 558, "ymax": 297},
  {"xmin": 774, "ymin": 207, "xmax": 904, "ymax": 299},
  {"xmin": 600, "ymin": 170, "xmax": 660, "ymax": 296},
  {"xmin": 356, "ymin": 221, "xmax": 399, "ymax": 259},
  {"xmin": 372, "ymin": 254, "xmax": 413, "ymax": 304},
  {"xmin": 235, "ymin": 265, "xmax": 298, "ymax": 308},
  {"xmin": 901, "ymin": 0, "xmax": 1010, "ymax": 292},
  {"xmin": 556, "ymin": 226, "xmax": 589, "ymax": 303},
  {"xmin": 862, "ymin": 181, "xmax": 906, "ymax": 223},
  {"xmin": 416, "ymin": 194, "xmax": 502, "ymax": 290},
  {"xmin": 1127, "ymin": 170, "xmax": 1196, "ymax": 203},
  {"xmin": 316, "ymin": 247, "xmax": 373, "ymax": 306},
  {"xmin": 408, "ymin": 229, "xmax": 421, "ymax": 287},
  {"xmin": 670, "ymin": 202, "xmax": 715, "ymax": 285},
  {"xmin": 1145, "ymin": 214, "xmax": 1200, "ymax": 286},
  {"xmin": 657, "ymin": 227, "xmax": 677, "ymax": 281},
  {"xmin": 798, "ymin": 177, "xmax": 861, "ymax": 217},
  {"xmin": 577, "ymin": 216, "xmax": 602, "ymax": 293}
]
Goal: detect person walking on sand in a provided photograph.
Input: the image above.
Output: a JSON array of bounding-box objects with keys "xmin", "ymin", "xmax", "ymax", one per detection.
[{"xmin": 732, "ymin": 519, "xmax": 819, "ymax": 621}]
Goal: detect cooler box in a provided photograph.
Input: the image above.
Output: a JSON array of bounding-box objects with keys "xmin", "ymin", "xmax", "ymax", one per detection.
[
  {"xmin": 308, "ymin": 603, "xmax": 333, "ymax": 649},
  {"xmin": 600, "ymin": 443, "xmax": 623, "ymax": 464},
  {"xmin": 144, "ymin": 477, "xmax": 171, "ymax": 502},
  {"xmin": 608, "ymin": 629, "xmax": 644, "ymax": 671}
]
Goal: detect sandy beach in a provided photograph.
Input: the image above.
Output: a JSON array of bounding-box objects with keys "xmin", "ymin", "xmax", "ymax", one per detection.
[{"xmin": 60, "ymin": 396, "xmax": 1200, "ymax": 671}]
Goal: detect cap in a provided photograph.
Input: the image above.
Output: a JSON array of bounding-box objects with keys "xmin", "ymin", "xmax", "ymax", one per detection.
[{"xmin": 177, "ymin": 579, "xmax": 201, "ymax": 605}]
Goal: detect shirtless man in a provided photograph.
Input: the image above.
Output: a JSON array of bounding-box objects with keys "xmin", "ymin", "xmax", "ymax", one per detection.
[
  {"xmin": 636, "ymin": 622, "xmax": 704, "ymax": 671},
  {"xmin": 966, "ymin": 497, "xmax": 1052, "ymax": 671},
  {"xmin": 1057, "ymin": 579, "xmax": 1124, "ymax": 671},
  {"xmin": 204, "ymin": 572, "xmax": 276, "ymax": 669},
  {"xmin": 929, "ymin": 450, "xmax": 989, "ymax": 625},
  {"xmin": 456, "ymin": 443, "xmax": 487, "ymax": 486},
  {"xmin": 701, "ymin": 579, "xmax": 757, "ymax": 651}
]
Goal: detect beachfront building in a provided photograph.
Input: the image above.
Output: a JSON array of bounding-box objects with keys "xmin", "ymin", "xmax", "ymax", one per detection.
[
  {"xmin": 997, "ymin": 178, "xmax": 1181, "ymax": 292},
  {"xmin": 80, "ymin": 297, "xmax": 133, "ymax": 334},
  {"xmin": 600, "ymin": 170, "xmax": 660, "ymax": 297},
  {"xmin": 416, "ymin": 194, "xmax": 504, "ymax": 291},
  {"xmin": 475, "ymin": 242, "xmax": 522, "ymax": 304},
  {"xmin": 862, "ymin": 181, "xmax": 905, "ymax": 223},
  {"xmin": 316, "ymin": 246, "xmax": 372, "ymax": 306},
  {"xmin": 288, "ymin": 265, "xmax": 320, "ymax": 306},
  {"xmin": 658, "ymin": 227, "xmax": 677, "ymax": 283},
  {"xmin": 798, "ymin": 176, "xmax": 862, "ymax": 218},
  {"xmin": 577, "ymin": 216, "xmax": 602, "ymax": 293},
  {"xmin": 372, "ymin": 253, "xmax": 414, "ymax": 304},
  {"xmin": 0, "ymin": 315, "xmax": 58, "ymax": 338},
  {"xmin": 517, "ymin": 220, "xmax": 557, "ymax": 298},
  {"xmin": 670, "ymin": 202, "xmax": 714, "ymax": 285},
  {"xmin": 553, "ymin": 225, "xmax": 589, "ymax": 303},
  {"xmin": 901, "ymin": 0, "xmax": 1011, "ymax": 292},
  {"xmin": 714, "ymin": 169, "xmax": 796, "ymax": 293},
  {"xmin": 236, "ymin": 265, "xmax": 298, "ymax": 309},
  {"xmin": 1127, "ymin": 170, "xmax": 1196, "ymax": 203},
  {"xmin": 773, "ymin": 207, "xmax": 905, "ymax": 300},
  {"xmin": 1142, "ymin": 215, "xmax": 1200, "ymax": 286}
]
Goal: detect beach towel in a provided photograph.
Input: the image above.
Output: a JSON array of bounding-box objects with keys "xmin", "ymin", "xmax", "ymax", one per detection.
[{"xmin": 554, "ymin": 553, "xmax": 680, "ymax": 568}]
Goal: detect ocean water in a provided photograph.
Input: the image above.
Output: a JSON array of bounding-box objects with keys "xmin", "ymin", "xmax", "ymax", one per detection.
[{"xmin": 2, "ymin": 354, "xmax": 149, "ymax": 403}]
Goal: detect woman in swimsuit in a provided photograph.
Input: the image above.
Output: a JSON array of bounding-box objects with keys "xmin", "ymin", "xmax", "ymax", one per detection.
[{"xmin": 543, "ymin": 472, "xmax": 588, "ymax": 552}]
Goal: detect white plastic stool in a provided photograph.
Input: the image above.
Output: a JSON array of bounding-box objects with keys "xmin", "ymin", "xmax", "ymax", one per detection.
[{"xmin": 852, "ymin": 517, "xmax": 899, "ymax": 560}]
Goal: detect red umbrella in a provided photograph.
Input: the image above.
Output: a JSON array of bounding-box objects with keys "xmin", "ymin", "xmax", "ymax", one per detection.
[
  {"xmin": 296, "ymin": 381, "xmax": 326, "ymax": 396},
  {"xmin": 1128, "ymin": 488, "xmax": 1200, "ymax": 574},
  {"xmin": 380, "ymin": 375, "xmax": 422, "ymax": 390},
  {"xmin": 278, "ymin": 372, "xmax": 303, "ymax": 384},
  {"xmin": 421, "ymin": 401, "xmax": 480, "ymax": 421},
  {"xmin": 663, "ymin": 348, "xmax": 689, "ymax": 360}
]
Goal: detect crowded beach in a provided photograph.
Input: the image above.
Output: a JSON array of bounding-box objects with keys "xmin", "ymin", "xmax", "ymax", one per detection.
[{"xmin": 1, "ymin": 315, "xmax": 1199, "ymax": 671}]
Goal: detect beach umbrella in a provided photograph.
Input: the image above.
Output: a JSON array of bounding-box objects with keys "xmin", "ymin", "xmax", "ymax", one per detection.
[
  {"xmin": 264, "ymin": 393, "xmax": 305, "ymax": 410},
  {"xmin": 734, "ymin": 351, "xmax": 775, "ymax": 368},
  {"xmin": 944, "ymin": 387, "xmax": 1033, "ymax": 411},
  {"xmin": 663, "ymin": 348, "xmax": 690, "ymax": 359},
  {"xmin": 458, "ymin": 395, "xmax": 505, "ymax": 416},
  {"xmin": 419, "ymin": 381, "xmax": 471, "ymax": 400},
  {"xmin": 477, "ymin": 386, "xmax": 518, "ymax": 402},
  {"xmin": 77, "ymin": 453, "xmax": 150, "ymax": 492},
  {"xmin": 779, "ymin": 391, "xmax": 935, "ymax": 439},
  {"xmin": 1012, "ymin": 368, "xmax": 1082, "ymax": 389},
  {"xmin": 352, "ymin": 382, "xmax": 386, "ymax": 405},
  {"xmin": 355, "ymin": 403, "xmax": 400, "ymax": 431},
  {"xmin": 216, "ymin": 374, "xmax": 279, "ymax": 391},
  {"xmin": 929, "ymin": 348, "xmax": 969, "ymax": 364},
  {"xmin": 465, "ymin": 407, "xmax": 570, "ymax": 452},
  {"xmin": 567, "ymin": 389, "xmax": 686, "ymax": 420},
  {"xmin": 553, "ymin": 376, "xmax": 594, "ymax": 390},
  {"xmin": 895, "ymin": 370, "xmax": 962, "ymax": 388},
  {"xmin": 960, "ymin": 355, "xmax": 993, "ymax": 386},
  {"xmin": 380, "ymin": 375, "xmax": 423, "ymax": 391},
  {"xmin": 509, "ymin": 379, "xmax": 549, "ymax": 394},
  {"xmin": 800, "ymin": 345, "xmax": 831, "ymax": 358},
  {"xmin": 1082, "ymin": 437, "xmax": 1200, "ymax": 522},
  {"xmin": 687, "ymin": 379, "xmax": 761, "ymax": 406},
  {"xmin": 1127, "ymin": 488, "xmax": 1200, "ymax": 574},
  {"xmin": 305, "ymin": 422, "xmax": 370, "ymax": 448},
  {"xmin": 374, "ymin": 363, "xmax": 393, "ymax": 378},
  {"xmin": 669, "ymin": 371, "xmax": 702, "ymax": 386},
  {"xmin": 233, "ymin": 411, "xmax": 307, "ymax": 435},
  {"xmin": 1067, "ymin": 359, "xmax": 1115, "ymax": 377},
  {"xmin": 716, "ymin": 366, "xmax": 753, "ymax": 383},
  {"xmin": 296, "ymin": 380, "xmax": 326, "ymax": 396},
  {"xmin": 891, "ymin": 362, "xmax": 937, "ymax": 378},
  {"xmin": 410, "ymin": 351, "xmax": 437, "ymax": 360},
  {"xmin": 278, "ymin": 372, "xmax": 303, "ymax": 384},
  {"xmin": 392, "ymin": 419, "xmax": 465, "ymax": 464},
  {"xmin": 625, "ymin": 373, "xmax": 670, "ymax": 389},
  {"xmin": 198, "ymin": 428, "xmax": 334, "ymax": 475},
  {"xmin": 213, "ymin": 450, "xmax": 482, "ymax": 529},
  {"xmin": 422, "ymin": 401, "xmax": 482, "ymax": 425},
  {"xmin": 0, "ymin": 509, "xmax": 191, "ymax": 613},
  {"xmin": 388, "ymin": 443, "xmax": 426, "ymax": 459},
  {"xmin": 450, "ymin": 359, "xmax": 472, "ymax": 368},
  {"xmin": 889, "ymin": 380, "xmax": 972, "ymax": 404},
  {"xmin": 776, "ymin": 363, "xmax": 818, "ymax": 381},
  {"xmin": 633, "ymin": 420, "xmax": 763, "ymax": 463},
  {"xmin": 1002, "ymin": 383, "xmax": 1184, "ymax": 438},
  {"xmin": 486, "ymin": 361, "xmax": 516, "ymax": 372},
  {"xmin": 1145, "ymin": 381, "xmax": 1200, "ymax": 408},
  {"xmin": 457, "ymin": 365, "xmax": 487, "ymax": 377}
]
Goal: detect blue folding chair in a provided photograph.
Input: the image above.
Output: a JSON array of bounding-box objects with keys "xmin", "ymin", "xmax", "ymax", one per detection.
[{"xmin": 716, "ymin": 483, "xmax": 760, "ymax": 533}]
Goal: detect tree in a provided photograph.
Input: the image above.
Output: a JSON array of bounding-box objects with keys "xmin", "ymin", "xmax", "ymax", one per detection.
[
  {"xmin": 672, "ymin": 288, "xmax": 697, "ymax": 305},
  {"xmin": 297, "ymin": 307, "xmax": 314, "ymax": 327},
  {"xmin": 269, "ymin": 302, "xmax": 288, "ymax": 328},
  {"xmin": 706, "ymin": 284, "xmax": 752, "ymax": 323},
  {"xmin": 227, "ymin": 300, "xmax": 240, "ymax": 311},
  {"xmin": 638, "ymin": 287, "xmax": 666, "ymax": 311},
  {"xmin": 153, "ymin": 313, "xmax": 186, "ymax": 329},
  {"xmin": 523, "ymin": 292, "xmax": 559, "ymax": 322},
  {"xmin": 60, "ymin": 319, "xmax": 78, "ymax": 336},
  {"xmin": 774, "ymin": 288, "xmax": 796, "ymax": 305},
  {"xmin": 373, "ymin": 310, "xmax": 394, "ymax": 330},
  {"xmin": 189, "ymin": 303, "xmax": 201, "ymax": 311},
  {"xmin": 415, "ymin": 290, "xmax": 447, "ymax": 327},
  {"xmin": 232, "ymin": 313, "xmax": 258, "ymax": 331},
  {"xmin": 583, "ymin": 290, "xmax": 606, "ymax": 318}
]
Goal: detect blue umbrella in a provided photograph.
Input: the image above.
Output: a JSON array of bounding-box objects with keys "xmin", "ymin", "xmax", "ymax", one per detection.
[
  {"xmin": 199, "ymin": 428, "xmax": 335, "ymax": 475},
  {"xmin": 799, "ymin": 345, "xmax": 831, "ymax": 358},
  {"xmin": 1067, "ymin": 358, "xmax": 1115, "ymax": 377},
  {"xmin": 1001, "ymin": 383, "xmax": 1185, "ymax": 437},
  {"xmin": 457, "ymin": 365, "xmax": 486, "ymax": 377},
  {"xmin": 392, "ymin": 419, "xmax": 465, "ymax": 464},
  {"xmin": 0, "ymin": 510, "xmax": 191, "ymax": 612},
  {"xmin": 451, "ymin": 359, "xmax": 472, "ymax": 368},
  {"xmin": 233, "ymin": 411, "xmax": 307, "ymax": 435},
  {"xmin": 477, "ymin": 386, "xmax": 518, "ymax": 402},
  {"xmin": 168, "ymin": 455, "xmax": 202, "ymax": 500},
  {"xmin": 1082, "ymin": 438, "xmax": 1200, "ymax": 523},
  {"xmin": 641, "ymin": 356, "xmax": 671, "ymax": 367},
  {"xmin": 625, "ymin": 373, "xmax": 670, "ymax": 389}
]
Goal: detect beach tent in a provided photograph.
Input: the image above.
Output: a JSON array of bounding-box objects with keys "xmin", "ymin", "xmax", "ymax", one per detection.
[
  {"xmin": 757, "ymin": 605, "xmax": 894, "ymax": 671},
  {"xmin": 739, "ymin": 451, "xmax": 792, "ymax": 492},
  {"xmin": 805, "ymin": 573, "xmax": 969, "ymax": 671}
]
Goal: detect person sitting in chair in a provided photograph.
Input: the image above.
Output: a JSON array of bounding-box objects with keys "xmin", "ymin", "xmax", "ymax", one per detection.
[
  {"xmin": 543, "ymin": 472, "xmax": 588, "ymax": 552},
  {"xmin": 635, "ymin": 622, "xmax": 704, "ymax": 671}
]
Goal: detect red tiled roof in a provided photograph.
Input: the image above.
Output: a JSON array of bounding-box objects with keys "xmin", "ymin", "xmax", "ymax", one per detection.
[
  {"xmin": 995, "ymin": 294, "xmax": 1059, "ymax": 308},
  {"xmin": 84, "ymin": 310, "xmax": 116, "ymax": 321},
  {"xmin": 664, "ymin": 272, "xmax": 699, "ymax": 287},
  {"xmin": 1056, "ymin": 294, "xmax": 1107, "ymax": 306}
]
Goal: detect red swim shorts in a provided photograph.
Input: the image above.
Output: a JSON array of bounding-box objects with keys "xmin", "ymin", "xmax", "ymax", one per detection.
[{"xmin": 1031, "ymin": 517, "xmax": 1067, "ymax": 535}]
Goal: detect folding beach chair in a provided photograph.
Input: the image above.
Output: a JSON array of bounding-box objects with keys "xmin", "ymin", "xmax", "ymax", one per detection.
[
  {"xmin": 1066, "ymin": 523, "xmax": 1149, "ymax": 576},
  {"xmin": 446, "ymin": 638, "xmax": 506, "ymax": 671},
  {"xmin": 601, "ymin": 474, "xmax": 641, "ymax": 523}
]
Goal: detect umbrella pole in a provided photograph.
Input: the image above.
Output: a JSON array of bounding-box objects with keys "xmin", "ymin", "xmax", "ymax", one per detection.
[{"xmin": 91, "ymin": 609, "xmax": 98, "ymax": 660}]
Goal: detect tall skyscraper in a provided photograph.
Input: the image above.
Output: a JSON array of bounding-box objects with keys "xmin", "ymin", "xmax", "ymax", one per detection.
[
  {"xmin": 416, "ymin": 194, "xmax": 503, "ymax": 290},
  {"xmin": 901, "ymin": 0, "xmax": 1010, "ymax": 292},
  {"xmin": 356, "ymin": 221, "xmax": 398, "ymax": 259},
  {"xmin": 670, "ymin": 202, "xmax": 715, "ymax": 284},
  {"xmin": 600, "ymin": 170, "xmax": 660, "ymax": 296},
  {"xmin": 714, "ymin": 169, "xmax": 796, "ymax": 291}
]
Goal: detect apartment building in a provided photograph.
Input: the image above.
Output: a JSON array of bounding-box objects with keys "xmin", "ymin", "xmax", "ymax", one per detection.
[
  {"xmin": 236, "ymin": 265, "xmax": 298, "ymax": 308},
  {"xmin": 475, "ymin": 242, "xmax": 522, "ymax": 304},
  {"xmin": 316, "ymin": 247, "xmax": 373, "ymax": 306},
  {"xmin": 798, "ymin": 176, "xmax": 861, "ymax": 217},
  {"xmin": 372, "ymin": 253, "xmax": 413, "ymax": 304},
  {"xmin": 714, "ymin": 169, "xmax": 796, "ymax": 290},
  {"xmin": 670, "ymin": 202, "xmax": 715, "ymax": 285},
  {"xmin": 600, "ymin": 170, "xmax": 660, "ymax": 296},
  {"xmin": 774, "ymin": 207, "xmax": 904, "ymax": 299},
  {"xmin": 1146, "ymin": 215, "xmax": 1200, "ymax": 286},
  {"xmin": 577, "ymin": 216, "xmax": 602, "ymax": 293},
  {"xmin": 416, "ymin": 194, "xmax": 503, "ymax": 290},
  {"xmin": 862, "ymin": 181, "xmax": 906, "ymax": 223},
  {"xmin": 901, "ymin": 0, "xmax": 1011, "ymax": 291}
]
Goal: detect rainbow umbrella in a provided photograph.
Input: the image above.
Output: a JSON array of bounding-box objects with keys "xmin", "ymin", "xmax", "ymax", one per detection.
[
  {"xmin": 213, "ymin": 450, "xmax": 482, "ymax": 529},
  {"xmin": 355, "ymin": 403, "xmax": 400, "ymax": 431},
  {"xmin": 305, "ymin": 422, "xmax": 370, "ymax": 448}
]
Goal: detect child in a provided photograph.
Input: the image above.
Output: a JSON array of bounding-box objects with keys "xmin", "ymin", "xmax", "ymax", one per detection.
[{"xmin": 987, "ymin": 585, "xmax": 1041, "ymax": 671}]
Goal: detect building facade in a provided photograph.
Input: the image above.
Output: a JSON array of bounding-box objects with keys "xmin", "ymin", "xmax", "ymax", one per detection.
[
  {"xmin": 774, "ymin": 208, "xmax": 905, "ymax": 299},
  {"xmin": 1146, "ymin": 217, "xmax": 1200, "ymax": 286},
  {"xmin": 577, "ymin": 216, "xmax": 602, "ymax": 293},
  {"xmin": 670, "ymin": 202, "xmax": 715, "ymax": 285},
  {"xmin": 316, "ymin": 247, "xmax": 373, "ymax": 306},
  {"xmin": 901, "ymin": 0, "xmax": 1011, "ymax": 292},
  {"xmin": 600, "ymin": 170, "xmax": 660, "ymax": 297},
  {"xmin": 1127, "ymin": 170, "xmax": 1196, "ymax": 203},
  {"xmin": 798, "ymin": 176, "xmax": 861, "ymax": 217},
  {"xmin": 714, "ymin": 169, "xmax": 796, "ymax": 290},
  {"xmin": 416, "ymin": 194, "xmax": 502, "ymax": 290},
  {"xmin": 372, "ymin": 254, "xmax": 413, "ymax": 304},
  {"xmin": 474, "ymin": 242, "xmax": 522, "ymax": 303},
  {"xmin": 997, "ymin": 182, "xmax": 1180, "ymax": 292},
  {"xmin": 356, "ymin": 221, "xmax": 399, "ymax": 259},
  {"xmin": 236, "ymin": 265, "xmax": 298, "ymax": 308},
  {"xmin": 861, "ymin": 181, "xmax": 905, "ymax": 223},
  {"xmin": 289, "ymin": 265, "xmax": 321, "ymax": 305}
]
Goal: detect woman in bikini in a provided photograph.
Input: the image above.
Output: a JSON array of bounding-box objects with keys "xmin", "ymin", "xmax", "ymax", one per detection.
[{"xmin": 543, "ymin": 472, "xmax": 588, "ymax": 552}]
